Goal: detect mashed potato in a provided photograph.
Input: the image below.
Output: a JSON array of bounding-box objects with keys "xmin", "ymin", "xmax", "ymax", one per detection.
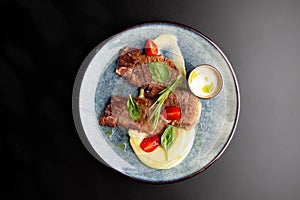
[{"xmin": 128, "ymin": 126, "xmax": 196, "ymax": 169}]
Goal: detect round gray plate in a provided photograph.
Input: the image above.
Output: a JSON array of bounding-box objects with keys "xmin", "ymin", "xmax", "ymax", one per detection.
[{"xmin": 72, "ymin": 22, "xmax": 240, "ymax": 183}]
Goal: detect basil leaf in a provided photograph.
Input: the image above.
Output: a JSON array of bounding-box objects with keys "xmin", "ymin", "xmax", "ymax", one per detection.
[
  {"xmin": 127, "ymin": 94, "xmax": 141, "ymax": 121},
  {"xmin": 161, "ymin": 125, "xmax": 175, "ymax": 160},
  {"xmin": 149, "ymin": 62, "xmax": 170, "ymax": 83}
]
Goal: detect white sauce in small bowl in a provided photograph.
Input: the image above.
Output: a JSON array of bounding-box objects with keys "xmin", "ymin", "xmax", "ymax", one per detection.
[{"xmin": 188, "ymin": 64, "xmax": 223, "ymax": 99}]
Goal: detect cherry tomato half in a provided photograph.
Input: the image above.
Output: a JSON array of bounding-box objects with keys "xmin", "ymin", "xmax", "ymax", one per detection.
[
  {"xmin": 140, "ymin": 135, "xmax": 160, "ymax": 152},
  {"xmin": 162, "ymin": 106, "xmax": 181, "ymax": 120},
  {"xmin": 145, "ymin": 39, "xmax": 158, "ymax": 56}
]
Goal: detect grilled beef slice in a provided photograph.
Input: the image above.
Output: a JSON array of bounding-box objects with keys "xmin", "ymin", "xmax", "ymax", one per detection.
[
  {"xmin": 116, "ymin": 47, "xmax": 180, "ymax": 87},
  {"xmin": 165, "ymin": 90, "xmax": 202, "ymax": 130},
  {"xmin": 100, "ymin": 96, "xmax": 168, "ymax": 135},
  {"xmin": 100, "ymin": 89, "xmax": 201, "ymax": 132}
]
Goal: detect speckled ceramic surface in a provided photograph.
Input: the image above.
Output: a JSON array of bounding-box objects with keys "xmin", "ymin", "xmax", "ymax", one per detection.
[{"xmin": 72, "ymin": 22, "xmax": 240, "ymax": 183}]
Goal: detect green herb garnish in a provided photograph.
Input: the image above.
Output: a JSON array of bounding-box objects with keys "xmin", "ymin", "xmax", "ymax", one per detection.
[
  {"xmin": 149, "ymin": 75, "xmax": 182, "ymax": 129},
  {"xmin": 104, "ymin": 129, "xmax": 113, "ymax": 138},
  {"xmin": 116, "ymin": 142, "xmax": 126, "ymax": 151},
  {"xmin": 149, "ymin": 62, "xmax": 170, "ymax": 83},
  {"xmin": 127, "ymin": 94, "xmax": 141, "ymax": 121},
  {"xmin": 161, "ymin": 125, "xmax": 175, "ymax": 160}
]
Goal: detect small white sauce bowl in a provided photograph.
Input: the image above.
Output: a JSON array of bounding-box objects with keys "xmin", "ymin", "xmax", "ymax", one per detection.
[{"xmin": 188, "ymin": 64, "xmax": 223, "ymax": 99}]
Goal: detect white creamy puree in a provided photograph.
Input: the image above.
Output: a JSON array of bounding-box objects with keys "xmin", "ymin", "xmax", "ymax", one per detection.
[{"xmin": 129, "ymin": 127, "xmax": 196, "ymax": 169}]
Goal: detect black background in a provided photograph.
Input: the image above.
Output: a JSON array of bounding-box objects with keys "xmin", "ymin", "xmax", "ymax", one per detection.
[{"xmin": 2, "ymin": 0, "xmax": 300, "ymax": 199}]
